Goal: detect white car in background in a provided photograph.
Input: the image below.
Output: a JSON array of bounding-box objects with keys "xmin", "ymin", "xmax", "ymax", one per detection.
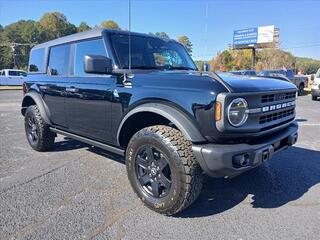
[
  {"xmin": 311, "ymin": 68, "xmax": 320, "ymax": 101},
  {"xmin": 0, "ymin": 69, "xmax": 27, "ymax": 86}
]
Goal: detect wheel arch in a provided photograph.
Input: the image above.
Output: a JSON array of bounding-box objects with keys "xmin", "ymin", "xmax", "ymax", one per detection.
[
  {"xmin": 21, "ymin": 92, "xmax": 51, "ymax": 125},
  {"xmin": 117, "ymin": 103, "xmax": 206, "ymax": 147}
]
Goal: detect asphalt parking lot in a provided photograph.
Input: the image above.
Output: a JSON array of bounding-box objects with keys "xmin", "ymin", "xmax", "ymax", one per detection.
[{"xmin": 0, "ymin": 90, "xmax": 319, "ymax": 240}]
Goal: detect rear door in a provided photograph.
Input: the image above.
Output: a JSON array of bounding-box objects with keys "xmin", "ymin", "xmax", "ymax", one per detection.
[
  {"xmin": 7, "ymin": 71, "xmax": 25, "ymax": 85},
  {"xmin": 65, "ymin": 38, "xmax": 115, "ymax": 143},
  {"xmin": 41, "ymin": 44, "xmax": 71, "ymax": 128}
]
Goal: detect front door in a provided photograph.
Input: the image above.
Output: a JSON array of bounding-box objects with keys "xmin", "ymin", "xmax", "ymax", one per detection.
[{"xmin": 65, "ymin": 38, "xmax": 114, "ymax": 143}]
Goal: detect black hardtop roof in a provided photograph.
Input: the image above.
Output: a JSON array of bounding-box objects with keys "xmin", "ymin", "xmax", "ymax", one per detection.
[{"xmin": 32, "ymin": 28, "xmax": 177, "ymax": 50}]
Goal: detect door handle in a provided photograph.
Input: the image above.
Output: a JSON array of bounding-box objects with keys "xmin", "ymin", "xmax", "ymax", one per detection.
[{"xmin": 66, "ymin": 87, "xmax": 78, "ymax": 93}]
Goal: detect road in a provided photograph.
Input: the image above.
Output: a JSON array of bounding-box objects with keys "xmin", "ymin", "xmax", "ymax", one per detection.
[{"xmin": 0, "ymin": 90, "xmax": 319, "ymax": 240}]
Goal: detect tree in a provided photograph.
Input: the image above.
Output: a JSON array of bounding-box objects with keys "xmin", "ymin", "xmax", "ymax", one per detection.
[
  {"xmin": 77, "ymin": 22, "xmax": 91, "ymax": 32},
  {"xmin": 0, "ymin": 32, "xmax": 12, "ymax": 69},
  {"xmin": 177, "ymin": 35, "xmax": 192, "ymax": 55},
  {"xmin": 2, "ymin": 20, "xmax": 40, "ymax": 69},
  {"xmin": 211, "ymin": 50, "xmax": 234, "ymax": 71},
  {"xmin": 0, "ymin": 24, "xmax": 3, "ymax": 32},
  {"xmin": 38, "ymin": 12, "xmax": 77, "ymax": 42},
  {"xmin": 194, "ymin": 60, "xmax": 205, "ymax": 71},
  {"xmin": 100, "ymin": 20, "xmax": 120, "ymax": 30},
  {"xmin": 154, "ymin": 32, "xmax": 170, "ymax": 39}
]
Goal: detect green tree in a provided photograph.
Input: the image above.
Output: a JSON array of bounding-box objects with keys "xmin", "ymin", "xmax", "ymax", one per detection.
[
  {"xmin": 77, "ymin": 22, "xmax": 91, "ymax": 32},
  {"xmin": 0, "ymin": 24, "xmax": 3, "ymax": 32},
  {"xmin": 177, "ymin": 35, "xmax": 192, "ymax": 55},
  {"xmin": 100, "ymin": 20, "xmax": 120, "ymax": 30},
  {"xmin": 0, "ymin": 32, "xmax": 12, "ymax": 69},
  {"xmin": 2, "ymin": 20, "xmax": 40, "ymax": 69},
  {"xmin": 38, "ymin": 12, "xmax": 77, "ymax": 42},
  {"xmin": 211, "ymin": 50, "xmax": 234, "ymax": 71},
  {"xmin": 153, "ymin": 32, "xmax": 170, "ymax": 39},
  {"xmin": 194, "ymin": 60, "xmax": 205, "ymax": 71}
]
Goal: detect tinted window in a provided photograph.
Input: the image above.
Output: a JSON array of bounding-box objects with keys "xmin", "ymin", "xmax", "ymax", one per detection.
[
  {"xmin": 110, "ymin": 34, "xmax": 196, "ymax": 70},
  {"xmin": 74, "ymin": 38, "xmax": 107, "ymax": 76},
  {"xmin": 29, "ymin": 48, "xmax": 45, "ymax": 72},
  {"xmin": 48, "ymin": 44, "xmax": 70, "ymax": 76},
  {"xmin": 9, "ymin": 71, "xmax": 18, "ymax": 76}
]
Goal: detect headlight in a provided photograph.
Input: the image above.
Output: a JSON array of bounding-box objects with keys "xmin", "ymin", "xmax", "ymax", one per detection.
[{"xmin": 227, "ymin": 98, "xmax": 248, "ymax": 127}]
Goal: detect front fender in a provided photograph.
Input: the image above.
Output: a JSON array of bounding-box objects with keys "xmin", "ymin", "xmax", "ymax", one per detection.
[
  {"xmin": 116, "ymin": 103, "xmax": 206, "ymax": 144},
  {"xmin": 21, "ymin": 91, "xmax": 51, "ymax": 125}
]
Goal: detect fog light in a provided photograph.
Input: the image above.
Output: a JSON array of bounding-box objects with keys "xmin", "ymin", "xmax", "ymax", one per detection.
[{"xmin": 233, "ymin": 154, "xmax": 250, "ymax": 167}]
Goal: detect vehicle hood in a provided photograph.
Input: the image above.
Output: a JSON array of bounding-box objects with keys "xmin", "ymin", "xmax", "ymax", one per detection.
[
  {"xmin": 217, "ymin": 73, "xmax": 297, "ymax": 92},
  {"xmin": 131, "ymin": 71, "xmax": 297, "ymax": 93}
]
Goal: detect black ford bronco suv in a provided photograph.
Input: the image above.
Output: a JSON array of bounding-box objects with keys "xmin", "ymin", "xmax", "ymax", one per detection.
[{"xmin": 22, "ymin": 29, "xmax": 298, "ymax": 215}]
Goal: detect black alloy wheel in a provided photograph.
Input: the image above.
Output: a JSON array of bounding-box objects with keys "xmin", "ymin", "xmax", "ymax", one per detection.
[
  {"xmin": 26, "ymin": 114, "xmax": 39, "ymax": 145},
  {"xmin": 135, "ymin": 145, "xmax": 172, "ymax": 198}
]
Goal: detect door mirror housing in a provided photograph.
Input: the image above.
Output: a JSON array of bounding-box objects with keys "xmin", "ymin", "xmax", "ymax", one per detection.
[
  {"xmin": 202, "ymin": 63, "xmax": 211, "ymax": 72},
  {"xmin": 84, "ymin": 55, "xmax": 113, "ymax": 74}
]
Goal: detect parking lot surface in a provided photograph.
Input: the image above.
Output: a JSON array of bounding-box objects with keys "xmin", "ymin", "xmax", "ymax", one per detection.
[{"xmin": 1, "ymin": 90, "xmax": 319, "ymax": 240}]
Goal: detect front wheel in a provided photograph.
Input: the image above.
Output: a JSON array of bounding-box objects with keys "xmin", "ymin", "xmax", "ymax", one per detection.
[
  {"xmin": 24, "ymin": 105, "xmax": 55, "ymax": 151},
  {"xmin": 126, "ymin": 125, "xmax": 203, "ymax": 215},
  {"xmin": 312, "ymin": 95, "xmax": 317, "ymax": 101}
]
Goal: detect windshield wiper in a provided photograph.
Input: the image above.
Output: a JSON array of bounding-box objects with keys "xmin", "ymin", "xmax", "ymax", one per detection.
[
  {"xmin": 130, "ymin": 66, "xmax": 162, "ymax": 70},
  {"xmin": 165, "ymin": 66, "xmax": 196, "ymax": 70}
]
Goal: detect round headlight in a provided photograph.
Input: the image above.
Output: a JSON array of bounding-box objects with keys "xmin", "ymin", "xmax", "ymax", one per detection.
[{"xmin": 227, "ymin": 98, "xmax": 248, "ymax": 127}]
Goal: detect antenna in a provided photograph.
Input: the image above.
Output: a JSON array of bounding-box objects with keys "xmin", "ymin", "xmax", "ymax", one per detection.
[{"xmin": 128, "ymin": 0, "xmax": 132, "ymax": 72}]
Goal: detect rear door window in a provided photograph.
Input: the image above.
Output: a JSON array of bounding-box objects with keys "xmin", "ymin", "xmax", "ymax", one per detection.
[
  {"xmin": 29, "ymin": 48, "xmax": 45, "ymax": 72},
  {"xmin": 48, "ymin": 44, "xmax": 71, "ymax": 76},
  {"xmin": 74, "ymin": 38, "xmax": 107, "ymax": 76}
]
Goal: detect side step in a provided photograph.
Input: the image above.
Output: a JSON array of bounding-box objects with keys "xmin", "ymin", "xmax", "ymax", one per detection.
[{"xmin": 49, "ymin": 127, "xmax": 125, "ymax": 156}]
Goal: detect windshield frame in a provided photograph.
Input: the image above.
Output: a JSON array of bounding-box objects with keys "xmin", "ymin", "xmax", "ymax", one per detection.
[{"xmin": 105, "ymin": 32, "xmax": 197, "ymax": 71}]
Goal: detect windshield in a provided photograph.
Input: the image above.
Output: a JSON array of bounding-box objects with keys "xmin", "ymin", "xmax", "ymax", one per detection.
[{"xmin": 109, "ymin": 33, "xmax": 196, "ymax": 70}]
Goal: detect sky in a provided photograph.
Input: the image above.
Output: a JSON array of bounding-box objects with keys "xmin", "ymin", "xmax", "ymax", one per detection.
[{"xmin": 1, "ymin": 0, "xmax": 320, "ymax": 60}]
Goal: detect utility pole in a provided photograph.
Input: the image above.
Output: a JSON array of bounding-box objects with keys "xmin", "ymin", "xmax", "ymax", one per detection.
[{"xmin": 252, "ymin": 48, "xmax": 256, "ymax": 69}]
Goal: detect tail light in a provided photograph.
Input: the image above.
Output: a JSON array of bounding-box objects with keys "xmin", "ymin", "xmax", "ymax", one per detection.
[{"xmin": 22, "ymin": 82, "xmax": 26, "ymax": 95}]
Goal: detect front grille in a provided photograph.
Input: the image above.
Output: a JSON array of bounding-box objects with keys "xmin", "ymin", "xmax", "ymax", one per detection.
[
  {"xmin": 261, "ymin": 91, "xmax": 296, "ymax": 103},
  {"xmin": 259, "ymin": 108, "xmax": 294, "ymax": 124}
]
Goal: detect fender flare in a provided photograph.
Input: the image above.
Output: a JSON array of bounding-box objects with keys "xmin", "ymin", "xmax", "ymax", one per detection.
[
  {"xmin": 116, "ymin": 103, "xmax": 206, "ymax": 145},
  {"xmin": 21, "ymin": 92, "xmax": 52, "ymax": 125}
]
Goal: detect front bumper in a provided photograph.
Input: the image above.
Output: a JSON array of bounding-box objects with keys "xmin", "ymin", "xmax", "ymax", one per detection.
[{"xmin": 192, "ymin": 122, "xmax": 298, "ymax": 178}]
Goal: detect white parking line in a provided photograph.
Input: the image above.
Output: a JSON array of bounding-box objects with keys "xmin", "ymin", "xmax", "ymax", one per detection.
[{"xmin": 298, "ymin": 123, "xmax": 320, "ymax": 126}]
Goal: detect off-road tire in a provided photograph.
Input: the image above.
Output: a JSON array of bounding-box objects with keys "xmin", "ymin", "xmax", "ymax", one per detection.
[
  {"xmin": 24, "ymin": 105, "xmax": 55, "ymax": 151},
  {"xmin": 126, "ymin": 125, "xmax": 203, "ymax": 215},
  {"xmin": 312, "ymin": 95, "xmax": 317, "ymax": 101},
  {"xmin": 298, "ymin": 83, "xmax": 304, "ymax": 96}
]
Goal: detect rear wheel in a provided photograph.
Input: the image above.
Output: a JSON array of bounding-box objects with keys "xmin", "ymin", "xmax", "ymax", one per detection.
[
  {"xmin": 298, "ymin": 83, "xmax": 304, "ymax": 96},
  {"xmin": 24, "ymin": 105, "xmax": 55, "ymax": 151},
  {"xmin": 126, "ymin": 125, "xmax": 203, "ymax": 215},
  {"xmin": 312, "ymin": 95, "xmax": 317, "ymax": 101}
]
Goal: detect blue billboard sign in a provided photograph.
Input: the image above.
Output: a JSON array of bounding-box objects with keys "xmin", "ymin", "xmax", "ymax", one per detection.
[{"xmin": 233, "ymin": 28, "xmax": 258, "ymax": 46}]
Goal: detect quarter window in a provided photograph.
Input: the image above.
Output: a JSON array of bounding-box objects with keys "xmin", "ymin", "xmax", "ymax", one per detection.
[
  {"xmin": 29, "ymin": 48, "xmax": 45, "ymax": 72},
  {"xmin": 74, "ymin": 38, "xmax": 107, "ymax": 76},
  {"xmin": 48, "ymin": 44, "xmax": 70, "ymax": 76}
]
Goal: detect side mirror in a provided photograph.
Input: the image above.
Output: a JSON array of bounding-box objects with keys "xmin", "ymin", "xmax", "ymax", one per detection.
[
  {"xmin": 84, "ymin": 55, "xmax": 113, "ymax": 74},
  {"xmin": 202, "ymin": 63, "xmax": 211, "ymax": 72},
  {"xmin": 311, "ymin": 74, "xmax": 315, "ymax": 81}
]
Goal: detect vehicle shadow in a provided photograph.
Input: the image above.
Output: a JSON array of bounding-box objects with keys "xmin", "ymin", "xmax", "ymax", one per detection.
[
  {"xmin": 52, "ymin": 137, "xmax": 125, "ymax": 164},
  {"xmin": 52, "ymin": 137, "xmax": 88, "ymax": 152},
  {"xmin": 52, "ymin": 138, "xmax": 320, "ymax": 218},
  {"xmin": 176, "ymin": 146, "xmax": 320, "ymax": 218}
]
